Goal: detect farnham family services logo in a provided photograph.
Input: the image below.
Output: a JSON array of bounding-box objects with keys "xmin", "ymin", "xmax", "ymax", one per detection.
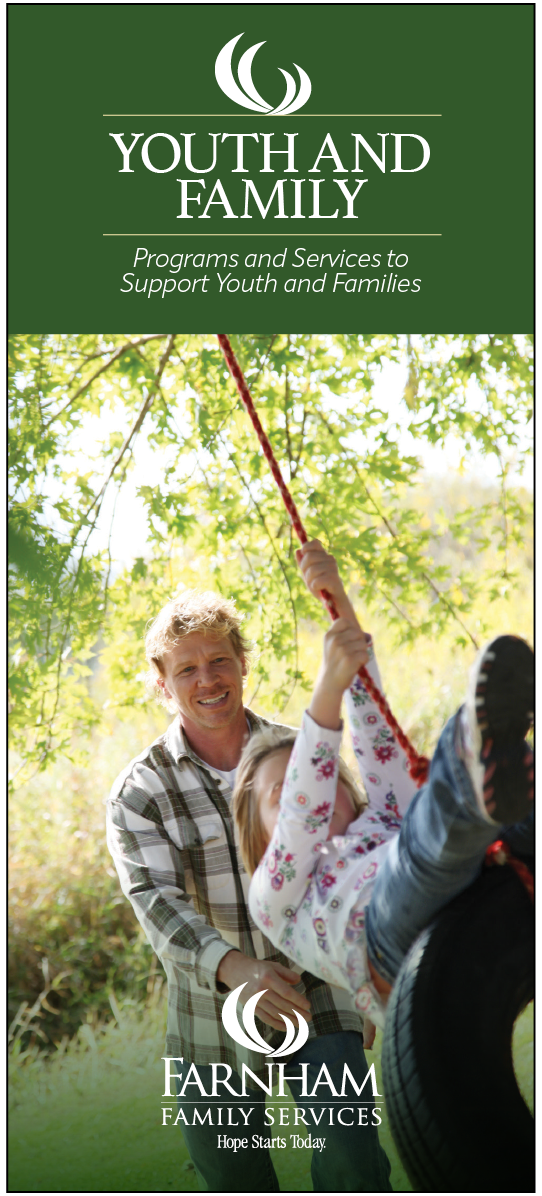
[
  {"xmin": 222, "ymin": 983, "xmax": 310, "ymax": 1057},
  {"xmin": 215, "ymin": 33, "xmax": 312, "ymax": 116}
]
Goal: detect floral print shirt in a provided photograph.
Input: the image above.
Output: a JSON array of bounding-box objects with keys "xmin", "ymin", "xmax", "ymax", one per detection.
[{"xmin": 248, "ymin": 641, "xmax": 418, "ymax": 1028}]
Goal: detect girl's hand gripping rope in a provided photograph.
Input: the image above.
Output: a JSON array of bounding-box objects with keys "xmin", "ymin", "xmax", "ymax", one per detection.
[
  {"xmin": 296, "ymin": 540, "xmax": 370, "ymax": 731},
  {"xmin": 295, "ymin": 537, "xmax": 430, "ymax": 785},
  {"xmin": 309, "ymin": 619, "xmax": 371, "ymax": 731},
  {"xmin": 296, "ymin": 539, "xmax": 363, "ymax": 629}
]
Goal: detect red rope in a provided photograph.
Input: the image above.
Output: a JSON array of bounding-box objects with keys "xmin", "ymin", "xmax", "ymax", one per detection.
[
  {"xmin": 217, "ymin": 333, "xmax": 430, "ymax": 786},
  {"xmin": 485, "ymin": 840, "xmax": 534, "ymax": 902}
]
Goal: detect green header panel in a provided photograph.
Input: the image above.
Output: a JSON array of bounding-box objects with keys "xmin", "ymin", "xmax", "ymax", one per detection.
[{"xmin": 8, "ymin": 3, "xmax": 533, "ymax": 330}]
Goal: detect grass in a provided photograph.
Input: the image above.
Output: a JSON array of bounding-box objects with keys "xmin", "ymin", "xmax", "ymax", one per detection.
[
  {"xmin": 8, "ymin": 997, "xmax": 532, "ymax": 1192},
  {"xmin": 8, "ymin": 996, "xmax": 406, "ymax": 1192}
]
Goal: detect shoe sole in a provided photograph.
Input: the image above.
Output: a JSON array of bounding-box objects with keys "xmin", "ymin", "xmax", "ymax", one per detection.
[{"xmin": 474, "ymin": 636, "xmax": 534, "ymax": 825}]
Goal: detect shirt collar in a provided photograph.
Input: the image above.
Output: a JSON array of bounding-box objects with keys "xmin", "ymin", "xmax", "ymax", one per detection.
[{"xmin": 165, "ymin": 707, "xmax": 267, "ymax": 767}]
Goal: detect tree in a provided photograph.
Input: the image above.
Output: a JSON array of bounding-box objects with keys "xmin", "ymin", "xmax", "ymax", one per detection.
[{"xmin": 8, "ymin": 333, "xmax": 533, "ymax": 783}]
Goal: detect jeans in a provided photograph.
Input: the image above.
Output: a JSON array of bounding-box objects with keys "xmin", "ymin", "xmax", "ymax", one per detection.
[
  {"xmin": 176, "ymin": 1030, "xmax": 392, "ymax": 1191},
  {"xmin": 365, "ymin": 713, "xmax": 534, "ymax": 984}
]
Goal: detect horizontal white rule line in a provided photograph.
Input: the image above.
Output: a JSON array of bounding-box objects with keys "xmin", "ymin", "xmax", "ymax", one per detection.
[
  {"xmin": 103, "ymin": 114, "xmax": 442, "ymax": 119},
  {"xmin": 103, "ymin": 232, "xmax": 442, "ymax": 237}
]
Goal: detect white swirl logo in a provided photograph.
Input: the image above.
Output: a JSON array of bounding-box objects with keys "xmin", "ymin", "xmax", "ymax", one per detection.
[
  {"xmin": 215, "ymin": 33, "xmax": 311, "ymax": 116},
  {"xmin": 222, "ymin": 983, "xmax": 310, "ymax": 1057}
]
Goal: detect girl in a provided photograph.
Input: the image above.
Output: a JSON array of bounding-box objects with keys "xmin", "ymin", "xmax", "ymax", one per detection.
[{"xmin": 233, "ymin": 541, "xmax": 533, "ymax": 1031}]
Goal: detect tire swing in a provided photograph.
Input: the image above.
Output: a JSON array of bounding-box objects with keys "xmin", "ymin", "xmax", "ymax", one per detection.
[
  {"xmin": 381, "ymin": 855, "xmax": 534, "ymax": 1194},
  {"xmin": 216, "ymin": 335, "xmax": 534, "ymax": 1193}
]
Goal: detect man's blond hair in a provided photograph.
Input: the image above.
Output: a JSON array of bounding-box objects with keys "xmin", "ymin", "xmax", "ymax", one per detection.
[
  {"xmin": 233, "ymin": 726, "xmax": 367, "ymax": 876},
  {"xmin": 145, "ymin": 589, "xmax": 252, "ymax": 706}
]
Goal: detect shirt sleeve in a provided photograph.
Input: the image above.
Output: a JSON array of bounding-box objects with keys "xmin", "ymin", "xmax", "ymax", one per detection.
[
  {"xmin": 106, "ymin": 770, "xmax": 235, "ymax": 992},
  {"xmin": 248, "ymin": 711, "xmax": 342, "ymax": 946},
  {"xmin": 345, "ymin": 638, "xmax": 418, "ymax": 822}
]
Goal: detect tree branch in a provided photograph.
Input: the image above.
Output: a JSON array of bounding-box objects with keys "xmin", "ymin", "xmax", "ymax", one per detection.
[
  {"xmin": 79, "ymin": 334, "xmax": 177, "ymax": 527},
  {"xmin": 217, "ymin": 432, "xmax": 300, "ymax": 711},
  {"xmin": 39, "ymin": 336, "xmax": 177, "ymax": 760},
  {"xmin": 314, "ymin": 406, "xmax": 479, "ymax": 649},
  {"xmin": 41, "ymin": 334, "xmax": 170, "ymax": 426}
]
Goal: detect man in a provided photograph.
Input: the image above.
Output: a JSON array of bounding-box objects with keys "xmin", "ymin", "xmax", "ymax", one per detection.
[{"xmin": 107, "ymin": 588, "xmax": 392, "ymax": 1192}]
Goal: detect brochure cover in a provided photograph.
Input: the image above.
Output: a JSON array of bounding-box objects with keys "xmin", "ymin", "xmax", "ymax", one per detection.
[{"xmin": 8, "ymin": 4, "xmax": 533, "ymax": 1193}]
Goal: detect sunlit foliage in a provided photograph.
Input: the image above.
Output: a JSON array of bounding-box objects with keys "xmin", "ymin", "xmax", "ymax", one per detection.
[{"xmin": 9, "ymin": 333, "xmax": 532, "ymax": 782}]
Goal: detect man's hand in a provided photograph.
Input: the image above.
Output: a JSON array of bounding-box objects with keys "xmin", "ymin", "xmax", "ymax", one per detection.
[
  {"xmin": 217, "ymin": 951, "xmax": 312, "ymax": 1032},
  {"xmin": 295, "ymin": 539, "xmax": 361, "ymax": 628}
]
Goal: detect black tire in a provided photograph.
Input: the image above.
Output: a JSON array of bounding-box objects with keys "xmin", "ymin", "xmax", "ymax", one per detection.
[{"xmin": 381, "ymin": 864, "xmax": 534, "ymax": 1193}]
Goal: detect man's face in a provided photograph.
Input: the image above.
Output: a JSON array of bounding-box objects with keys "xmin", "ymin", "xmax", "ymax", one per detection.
[{"xmin": 158, "ymin": 631, "xmax": 247, "ymax": 734}]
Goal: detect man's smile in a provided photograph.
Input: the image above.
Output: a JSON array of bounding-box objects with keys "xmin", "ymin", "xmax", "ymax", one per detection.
[{"xmin": 198, "ymin": 692, "xmax": 229, "ymax": 707}]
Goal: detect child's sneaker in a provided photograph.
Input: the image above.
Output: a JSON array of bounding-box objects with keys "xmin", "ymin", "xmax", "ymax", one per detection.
[{"xmin": 459, "ymin": 635, "xmax": 534, "ymax": 825}]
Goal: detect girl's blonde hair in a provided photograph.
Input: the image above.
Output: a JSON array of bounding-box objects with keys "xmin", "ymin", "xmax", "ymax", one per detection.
[{"xmin": 233, "ymin": 725, "xmax": 367, "ymax": 876}]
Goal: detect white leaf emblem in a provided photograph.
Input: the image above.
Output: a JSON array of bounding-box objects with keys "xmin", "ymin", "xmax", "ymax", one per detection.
[
  {"xmin": 215, "ymin": 34, "xmax": 311, "ymax": 116},
  {"xmin": 222, "ymin": 982, "xmax": 310, "ymax": 1056}
]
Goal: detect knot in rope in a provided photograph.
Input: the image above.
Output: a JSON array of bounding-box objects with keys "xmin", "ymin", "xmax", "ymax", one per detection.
[
  {"xmin": 485, "ymin": 839, "xmax": 534, "ymax": 903},
  {"xmin": 217, "ymin": 333, "xmax": 430, "ymax": 788}
]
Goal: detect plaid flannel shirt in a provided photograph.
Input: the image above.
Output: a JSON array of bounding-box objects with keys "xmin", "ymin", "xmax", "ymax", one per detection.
[{"xmin": 106, "ymin": 707, "xmax": 363, "ymax": 1078}]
